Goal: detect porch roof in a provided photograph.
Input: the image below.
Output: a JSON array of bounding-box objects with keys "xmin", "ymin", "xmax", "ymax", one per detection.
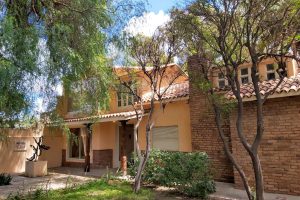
[{"xmin": 64, "ymin": 110, "xmax": 142, "ymax": 125}]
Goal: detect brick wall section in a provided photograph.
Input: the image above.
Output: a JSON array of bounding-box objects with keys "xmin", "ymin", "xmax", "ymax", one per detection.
[
  {"xmin": 61, "ymin": 149, "xmax": 113, "ymax": 168},
  {"xmin": 93, "ymin": 149, "xmax": 113, "ymax": 168},
  {"xmin": 230, "ymin": 96, "xmax": 300, "ymax": 195},
  {"xmin": 188, "ymin": 55, "xmax": 234, "ymax": 182}
]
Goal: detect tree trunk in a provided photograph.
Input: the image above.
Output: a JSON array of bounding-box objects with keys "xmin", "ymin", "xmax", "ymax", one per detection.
[
  {"xmin": 213, "ymin": 105, "xmax": 254, "ymax": 200},
  {"xmin": 133, "ymin": 92, "xmax": 155, "ymax": 193},
  {"xmin": 133, "ymin": 124, "xmax": 151, "ymax": 192},
  {"xmin": 133, "ymin": 105, "xmax": 143, "ymax": 159},
  {"xmin": 251, "ymin": 153, "xmax": 264, "ymax": 200}
]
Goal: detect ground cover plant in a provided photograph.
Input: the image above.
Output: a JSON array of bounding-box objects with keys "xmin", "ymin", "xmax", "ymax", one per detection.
[
  {"xmin": 7, "ymin": 179, "xmax": 153, "ymax": 200},
  {"xmin": 0, "ymin": 173, "xmax": 12, "ymax": 186}
]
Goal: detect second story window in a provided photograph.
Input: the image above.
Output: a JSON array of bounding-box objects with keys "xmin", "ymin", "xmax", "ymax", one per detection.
[
  {"xmin": 240, "ymin": 68, "xmax": 251, "ymax": 84},
  {"xmin": 117, "ymin": 84, "xmax": 136, "ymax": 107},
  {"xmin": 218, "ymin": 72, "xmax": 226, "ymax": 88},
  {"xmin": 266, "ymin": 64, "xmax": 276, "ymax": 80}
]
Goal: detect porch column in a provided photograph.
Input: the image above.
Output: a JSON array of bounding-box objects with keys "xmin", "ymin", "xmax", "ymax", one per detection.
[
  {"xmin": 84, "ymin": 123, "xmax": 92, "ymax": 172},
  {"xmin": 120, "ymin": 121, "xmax": 127, "ymax": 159},
  {"xmin": 120, "ymin": 121, "xmax": 127, "ymax": 175}
]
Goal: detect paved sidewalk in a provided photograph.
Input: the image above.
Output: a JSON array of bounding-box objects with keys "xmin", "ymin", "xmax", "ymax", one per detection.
[
  {"xmin": 153, "ymin": 182, "xmax": 300, "ymax": 200},
  {"xmin": 209, "ymin": 182, "xmax": 300, "ymax": 200}
]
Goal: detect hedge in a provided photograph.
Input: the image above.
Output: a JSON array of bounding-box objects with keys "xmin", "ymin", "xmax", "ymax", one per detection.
[{"xmin": 129, "ymin": 150, "xmax": 216, "ymax": 198}]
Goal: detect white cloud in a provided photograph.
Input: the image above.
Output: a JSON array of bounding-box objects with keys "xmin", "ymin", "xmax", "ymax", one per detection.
[{"xmin": 124, "ymin": 10, "xmax": 170, "ymax": 37}]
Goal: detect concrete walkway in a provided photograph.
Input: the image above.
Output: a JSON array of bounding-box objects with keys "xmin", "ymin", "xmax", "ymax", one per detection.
[
  {"xmin": 209, "ymin": 182, "xmax": 300, "ymax": 200},
  {"xmin": 0, "ymin": 167, "xmax": 115, "ymax": 199},
  {"xmin": 154, "ymin": 183, "xmax": 300, "ymax": 200}
]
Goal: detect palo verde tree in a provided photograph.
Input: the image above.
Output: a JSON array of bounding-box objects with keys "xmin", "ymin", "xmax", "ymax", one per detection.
[
  {"xmin": 117, "ymin": 24, "xmax": 184, "ymax": 192},
  {"xmin": 0, "ymin": 0, "xmax": 145, "ymax": 129},
  {"xmin": 171, "ymin": 0, "xmax": 300, "ymax": 199}
]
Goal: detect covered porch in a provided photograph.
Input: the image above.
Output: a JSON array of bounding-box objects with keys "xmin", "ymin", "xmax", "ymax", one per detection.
[{"xmin": 59, "ymin": 110, "xmax": 141, "ymax": 172}]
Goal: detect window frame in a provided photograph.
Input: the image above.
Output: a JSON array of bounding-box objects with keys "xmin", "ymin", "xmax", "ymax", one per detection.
[
  {"xmin": 266, "ymin": 63, "xmax": 277, "ymax": 80},
  {"xmin": 240, "ymin": 67, "xmax": 251, "ymax": 84},
  {"xmin": 67, "ymin": 128, "xmax": 85, "ymax": 161},
  {"xmin": 217, "ymin": 71, "xmax": 227, "ymax": 88},
  {"xmin": 117, "ymin": 84, "xmax": 137, "ymax": 107}
]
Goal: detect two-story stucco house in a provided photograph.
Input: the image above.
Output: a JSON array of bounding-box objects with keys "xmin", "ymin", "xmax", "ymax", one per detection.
[
  {"xmin": 1, "ymin": 41, "xmax": 300, "ymax": 196},
  {"xmin": 40, "ymin": 63, "xmax": 191, "ymax": 170}
]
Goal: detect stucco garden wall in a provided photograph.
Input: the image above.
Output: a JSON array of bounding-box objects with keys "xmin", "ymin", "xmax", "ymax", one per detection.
[
  {"xmin": 40, "ymin": 127, "xmax": 63, "ymax": 168},
  {"xmin": 0, "ymin": 129, "xmax": 40, "ymax": 174}
]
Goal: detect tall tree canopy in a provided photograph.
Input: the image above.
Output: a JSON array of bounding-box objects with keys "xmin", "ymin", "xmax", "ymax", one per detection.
[
  {"xmin": 170, "ymin": 0, "xmax": 300, "ymax": 199},
  {"xmin": 0, "ymin": 0, "xmax": 145, "ymax": 127}
]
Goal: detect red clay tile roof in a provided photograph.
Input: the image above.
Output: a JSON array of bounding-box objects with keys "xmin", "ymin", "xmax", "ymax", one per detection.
[
  {"xmin": 226, "ymin": 73, "xmax": 300, "ymax": 100},
  {"xmin": 142, "ymin": 81, "xmax": 189, "ymax": 102},
  {"xmin": 64, "ymin": 81, "xmax": 189, "ymax": 123},
  {"xmin": 65, "ymin": 110, "xmax": 142, "ymax": 123}
]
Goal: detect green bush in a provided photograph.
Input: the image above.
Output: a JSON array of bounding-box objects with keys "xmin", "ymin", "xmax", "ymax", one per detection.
[
  {"xmin": 129, "ymin": 150, "xmax": 216, "ymax": 198},
  {"xmin": 0, "ymin": 173, "xmax": 12, "ymax": 186}
]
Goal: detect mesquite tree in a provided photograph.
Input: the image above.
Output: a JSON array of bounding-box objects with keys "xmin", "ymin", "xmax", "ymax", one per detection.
[
  {"xmin": 121, "ymin": 25, "xmax": 183, "ymax": 192},
  {"xmin": 171, "ymin": 0, "xmax": 300, "ymax": 199}
]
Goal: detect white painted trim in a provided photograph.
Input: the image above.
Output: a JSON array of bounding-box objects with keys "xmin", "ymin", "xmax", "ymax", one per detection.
[{"xmin": 65, "ymin": 115, "xmax": 140, "ymax": 126}]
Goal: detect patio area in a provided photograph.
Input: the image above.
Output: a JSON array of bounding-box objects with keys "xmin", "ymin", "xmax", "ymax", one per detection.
[{"xmin": 0, "ymin": 167, "xmax": 117, "ymax": 199}]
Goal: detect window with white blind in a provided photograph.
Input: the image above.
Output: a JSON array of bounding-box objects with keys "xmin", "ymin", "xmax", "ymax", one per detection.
[{"xmin": 152, "ymin": 126, "xmax": 179, "ymax": 151}]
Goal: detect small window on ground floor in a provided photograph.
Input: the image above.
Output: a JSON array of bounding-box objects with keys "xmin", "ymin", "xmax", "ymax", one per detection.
[
  {"xmin": 68, "ymin": 128, "xmax": 85, "ymax": 159},
  {"xmin": 152, "ymin": 126, "xmax": 179, "ymax": 151}
]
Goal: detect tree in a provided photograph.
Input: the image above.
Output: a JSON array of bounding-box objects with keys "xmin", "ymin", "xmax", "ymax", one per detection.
[
  {"xmin": 115, "ymin": 24, "xmax": 184, "ymax": 192},
  {"xmin": 0, "ymin": 0, "xmax": 145, "ymax": 128},
  {"xmin": 171, "ymin": 0, "xmax": 300, "ymax": 199}
]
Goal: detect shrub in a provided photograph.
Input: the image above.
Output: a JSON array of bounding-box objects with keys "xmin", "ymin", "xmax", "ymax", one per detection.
[
  {"xmin": 129, "ymin": 150, "xmax": 216, "ymax": 198},
  {"xmin": 0, "ymin": 173, "xmax": 12, "ymax": 186}
]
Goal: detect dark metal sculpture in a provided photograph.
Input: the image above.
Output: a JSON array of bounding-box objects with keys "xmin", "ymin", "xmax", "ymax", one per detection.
[{"xmin": 27, "ymin": 136, "xmax": 50, "ymax": 162}]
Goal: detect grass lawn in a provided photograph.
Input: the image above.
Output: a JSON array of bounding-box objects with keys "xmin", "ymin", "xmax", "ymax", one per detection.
[{"xmin": 8, "ymin": 180, "xmax": 154, "ymax": 200}]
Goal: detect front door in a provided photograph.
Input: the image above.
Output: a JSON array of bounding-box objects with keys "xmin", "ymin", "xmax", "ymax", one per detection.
[{"xmin": 119, "ymin": 124, "xmax": 134, "ymax": 162}]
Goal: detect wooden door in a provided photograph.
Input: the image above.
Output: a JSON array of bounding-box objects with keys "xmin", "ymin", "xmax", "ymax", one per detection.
[{"xmin": 119, "ymin": 124, "xmax": 134, "ymax": 161}]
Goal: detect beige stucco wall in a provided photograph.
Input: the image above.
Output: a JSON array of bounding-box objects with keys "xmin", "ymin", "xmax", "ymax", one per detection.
[
  {"xmin": 0, "ymin": 129, "xmax": 41, "ymax": 174},
  {"xmin": 39, "ymin": 127, "xmax": 63, "ymax": 168},
  {"xmin": 137, "ymin": 100, "xmax": 192, "ymax": 152},
  {"xmin": 92, "ymin": 122, "xmax": 116, "ymax": 151},
  {"xmin": 59, "ymin": 100, "xmax": 191, "ymax": 168},
  {"xmin": 211, "ymin": 57, "xmax": 299, "ymax": 88}
]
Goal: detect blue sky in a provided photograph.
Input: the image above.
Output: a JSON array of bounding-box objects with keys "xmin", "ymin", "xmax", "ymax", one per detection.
[{"xmin": 147, "ymin": 0, "xmax": 180, "ymax": 13}]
